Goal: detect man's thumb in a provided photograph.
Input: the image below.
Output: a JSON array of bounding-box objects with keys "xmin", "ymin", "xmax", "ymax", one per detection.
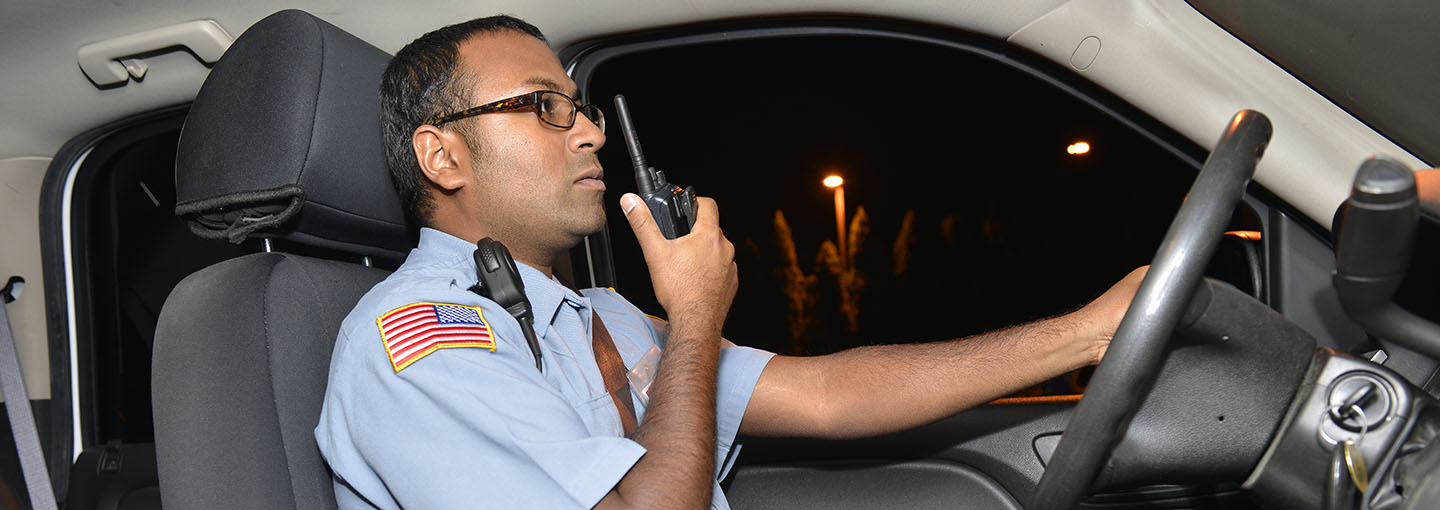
[{"xmin": 621, "ymin": 193, "xmax": 662, "ymax": 245}]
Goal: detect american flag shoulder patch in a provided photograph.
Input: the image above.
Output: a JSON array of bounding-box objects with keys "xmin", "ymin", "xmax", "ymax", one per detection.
[{"xmin": 376, "ymin": 302, "xmax": 496, "ymax": 372}]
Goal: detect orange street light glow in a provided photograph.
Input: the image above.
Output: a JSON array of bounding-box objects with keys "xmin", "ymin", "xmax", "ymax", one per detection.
[
  {"xmin": 1067, "ymin": 141, "xmax": 1091, "ymax": 155},
  {"xmin": 823, "ymin": 175, "xmax": 844, "ymax": 188}
]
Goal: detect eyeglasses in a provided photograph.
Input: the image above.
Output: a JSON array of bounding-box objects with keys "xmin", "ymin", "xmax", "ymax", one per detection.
[{"xmin": 428, "ymin": 90, "xmax": 605, "ymax": 132}]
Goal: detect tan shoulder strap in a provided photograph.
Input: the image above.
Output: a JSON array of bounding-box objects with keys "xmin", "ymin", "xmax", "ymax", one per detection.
[{"xmin": 591, "ymin": 313, "xmax": 638, "ymax": 436}]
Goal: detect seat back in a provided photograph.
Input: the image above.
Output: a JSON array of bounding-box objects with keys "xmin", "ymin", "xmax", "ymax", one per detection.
[
  {"xmin": 153, "ymin": 256, "xmax": 387, "ymax": 509},
  {"xmin": 152, "ymin": 10, "xmax": 408, "ymax": 509}
]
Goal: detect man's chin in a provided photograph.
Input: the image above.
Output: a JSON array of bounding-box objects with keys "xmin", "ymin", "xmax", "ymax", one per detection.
[{"xmin": 568, "ymin": 208, "xmax": 608, "ymax": 239}]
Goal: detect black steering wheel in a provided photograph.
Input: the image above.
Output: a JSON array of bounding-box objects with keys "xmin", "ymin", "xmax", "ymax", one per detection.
[{"xmin": 1029, "ymin": 110, "xmax": 1273, "ymax": 509}]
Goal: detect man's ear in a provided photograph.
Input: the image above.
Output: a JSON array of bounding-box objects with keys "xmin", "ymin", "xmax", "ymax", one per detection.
[{"xmin": 413, "ymin": 124, "xmax": 471, "ymax": 191}]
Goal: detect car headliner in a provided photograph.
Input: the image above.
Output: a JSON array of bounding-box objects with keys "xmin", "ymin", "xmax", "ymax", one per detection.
[
  {"xmin": 0, "ymin": 0, "xmax": 1428, "ymax": 228},
  {"xmin": 1191, "ymin": 0, "xmax": 1440, "ymax": 170}
]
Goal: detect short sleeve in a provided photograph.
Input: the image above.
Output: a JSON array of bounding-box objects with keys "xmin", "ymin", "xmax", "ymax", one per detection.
[
  {"xmin": 318, "ymin": 323, "xmax": 645, "ymax": 509},
  {"xmin": 592, "ymin": 287, "xmax": 776, "ymax": 481},
  {"xmin": 714, "ymin": 345, "xmax": 774, "ymax": 479}
]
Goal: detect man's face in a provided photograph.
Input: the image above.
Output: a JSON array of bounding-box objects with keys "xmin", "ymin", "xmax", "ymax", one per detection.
[{"xmin": 450, "ymin": 31, "xmax": 607, "ymax": 255}]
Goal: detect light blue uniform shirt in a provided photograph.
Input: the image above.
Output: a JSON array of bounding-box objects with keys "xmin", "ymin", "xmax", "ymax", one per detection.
[{"xmin": 316, "ymin": 228, "xmax": 774, "ymax": 509}]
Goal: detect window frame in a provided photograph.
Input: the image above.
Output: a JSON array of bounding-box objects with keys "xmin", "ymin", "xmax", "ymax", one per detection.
[{"xmin": 36, "ymin": 105, "xmax": 189, "ymax": 495}]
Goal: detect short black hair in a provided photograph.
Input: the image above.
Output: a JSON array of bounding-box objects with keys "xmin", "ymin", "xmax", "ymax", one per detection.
[{"xmin": 380, "ymin": 15, "xmax": 547, "ymax": 224}]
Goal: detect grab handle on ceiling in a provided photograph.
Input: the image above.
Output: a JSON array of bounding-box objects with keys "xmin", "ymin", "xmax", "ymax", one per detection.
[{"xmin": 77, "ymin": 19, "xmax": 232, "ymax": 87}]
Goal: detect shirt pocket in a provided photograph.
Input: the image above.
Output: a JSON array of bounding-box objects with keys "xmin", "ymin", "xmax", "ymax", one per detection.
[{"xmin": 573, "ymin": 388, "xmax": 623, "ymax": 437}]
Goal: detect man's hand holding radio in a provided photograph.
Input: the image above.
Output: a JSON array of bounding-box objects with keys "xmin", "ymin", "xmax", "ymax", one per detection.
[{"xmin": 621, "ymin": 192, "xmax": 737, "ymax": 333}]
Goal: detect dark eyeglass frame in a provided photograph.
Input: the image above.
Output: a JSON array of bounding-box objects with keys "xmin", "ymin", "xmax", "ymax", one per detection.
[{"xmin": 427, "ymin": 90, "xmax": 604, "ymax": 131}]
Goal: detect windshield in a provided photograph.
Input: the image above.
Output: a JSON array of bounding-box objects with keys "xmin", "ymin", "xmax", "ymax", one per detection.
[{"xmin": 1189, "ymin": 0, "xmax": 1439, "ymax": 166}]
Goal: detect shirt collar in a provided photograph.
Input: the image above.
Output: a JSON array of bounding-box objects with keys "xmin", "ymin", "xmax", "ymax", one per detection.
[
  {"xmin": 413, "ymin": 228, "xmax": 587, "ymax": 326},
  {"xmin": 412, "ymin": 227, "xmax": 478, "ymax": 266},
  {"xmin": 518, "ymin": 262, "xmax": 589, "ymax": 328}
]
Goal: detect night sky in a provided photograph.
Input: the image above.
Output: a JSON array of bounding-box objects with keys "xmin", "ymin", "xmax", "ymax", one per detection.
[{"xmin": 585, "ymin": 35, "xmax": 1202, "ymax": 358}]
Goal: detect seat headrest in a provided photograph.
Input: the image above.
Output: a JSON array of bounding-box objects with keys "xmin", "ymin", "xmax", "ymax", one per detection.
[{"xmin": 176, "ymin": 9, "xmax": 415, "ymax": 259}]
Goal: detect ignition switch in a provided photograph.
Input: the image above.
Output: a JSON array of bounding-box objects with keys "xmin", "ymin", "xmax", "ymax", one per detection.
[{"xmin": 1326, "ymin": 372, "xmax": 1393, "ymax": 432}]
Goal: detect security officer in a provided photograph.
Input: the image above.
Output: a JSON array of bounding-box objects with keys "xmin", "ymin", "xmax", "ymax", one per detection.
[
  {"xmin": 316, "ymin": 15, "xmax": 1145, "ymax": 510},
  {"xmin": 315, "ymin": 225, "xmax": 770, "ymax": 508}
]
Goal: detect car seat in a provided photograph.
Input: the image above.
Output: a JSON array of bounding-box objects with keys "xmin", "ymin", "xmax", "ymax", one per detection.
[{"xmin": 151, "ymin": 10, "xmax": 411, "ymax": 509}]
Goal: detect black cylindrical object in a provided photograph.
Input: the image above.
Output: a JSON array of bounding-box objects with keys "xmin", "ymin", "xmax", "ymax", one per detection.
[
  {"xmin": 1332, "ymin": 157, "xmax": 1440, "ymax": 359},
  {"xmin": 1335, "ymin": 156, "xmax": 1418, "ymax": 280}
]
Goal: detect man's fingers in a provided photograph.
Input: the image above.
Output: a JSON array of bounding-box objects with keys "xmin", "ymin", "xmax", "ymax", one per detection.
[
  {"xmin": 692, "ymin": 197, "xmax": 719, "ymax": 227},
  {"xmin": 1121, "ymin": 265, "xmax": 1149, "ymax": 290},
  {"xmin": 622, "ymin": 193, "xmax": 664, "ymax": 247}
]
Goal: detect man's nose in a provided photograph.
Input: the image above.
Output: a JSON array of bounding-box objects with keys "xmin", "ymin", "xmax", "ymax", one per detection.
[{"xmin": 572, "ymin": 113, "xmax": 605, "ymax": 152}]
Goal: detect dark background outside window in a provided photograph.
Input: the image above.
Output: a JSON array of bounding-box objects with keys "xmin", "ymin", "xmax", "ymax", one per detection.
[{"xmin": 585, "ymin": 35, "xmax": 1199, "ymax": 379}]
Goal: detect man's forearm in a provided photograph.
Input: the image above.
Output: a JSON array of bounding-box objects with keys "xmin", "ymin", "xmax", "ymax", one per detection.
[
  {"xmin": 744, "ymin": 314, "xmax": 1099, "ymax": 439},
  {"xmin": 603, "ymin": 193, "xmax": 742, "ymax": 508},
  {"xmin": 741, "ymin": 266, "xmax": 1146, "ymax": 440},
  {"xmin": 601, "ymin": 316, "xmax": 719, "ymax": 508}
]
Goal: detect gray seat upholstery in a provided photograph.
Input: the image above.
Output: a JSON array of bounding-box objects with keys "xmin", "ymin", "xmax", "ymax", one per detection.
[
  {"xmin": 152, "ymin": 10, "xmax": 410, "ymax": 509},
  {"xmin": 154, "ymin": 256, "xmax": 387, "ymax": 509}
]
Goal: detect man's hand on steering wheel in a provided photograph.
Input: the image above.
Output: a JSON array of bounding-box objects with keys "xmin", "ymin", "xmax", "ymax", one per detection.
[{"xmin": 1073, "ymin": 266, "xmax": 1150, "ymax": 366}]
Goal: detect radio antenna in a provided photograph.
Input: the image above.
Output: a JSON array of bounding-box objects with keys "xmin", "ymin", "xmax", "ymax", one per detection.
[{"xmin": 614, "ymin": 94, "xmax": 658, "ymax": 195}]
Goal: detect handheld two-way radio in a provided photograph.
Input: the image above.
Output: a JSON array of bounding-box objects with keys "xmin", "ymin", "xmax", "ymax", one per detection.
[
  {"xmin": 614, "ymin": 94, "xmax": 696, "ymax": 240},
  {"xmin": 471, "ymin": 237, "xmax": 543, "ymax": 371}
]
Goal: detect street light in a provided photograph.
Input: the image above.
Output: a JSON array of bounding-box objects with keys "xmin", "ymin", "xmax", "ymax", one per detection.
[
  {"xmin": 1067, "ymin": 141, "xmax": 1091, "ymax": 155},
  {"xmin": 824, "ymin": 174, "xmax": 846, "ymax": 270}
]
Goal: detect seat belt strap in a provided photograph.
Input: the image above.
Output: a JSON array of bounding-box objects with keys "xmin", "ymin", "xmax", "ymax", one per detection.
[
  {"xmin": 591, "ymin": 314, "xmax": 638, "ymax": 436},
  {"xmin": 0, "ymin": 294, "xmax": 58, "ymax": 510}
]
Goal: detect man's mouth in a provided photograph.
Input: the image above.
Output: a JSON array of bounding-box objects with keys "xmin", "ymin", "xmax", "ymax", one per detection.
[{"xmin": 575, "ymin": 167, "xmax": 606, "ymax": 190}]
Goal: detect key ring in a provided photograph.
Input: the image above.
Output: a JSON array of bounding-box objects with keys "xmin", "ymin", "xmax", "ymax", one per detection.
[
  {"xmin": 1321, "ymin": 403, "xmax": 1369, "ymax": 446},
  {"xmin": 1335, "ymin": 403, "xmax": 1368, "ymax": 439}
]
